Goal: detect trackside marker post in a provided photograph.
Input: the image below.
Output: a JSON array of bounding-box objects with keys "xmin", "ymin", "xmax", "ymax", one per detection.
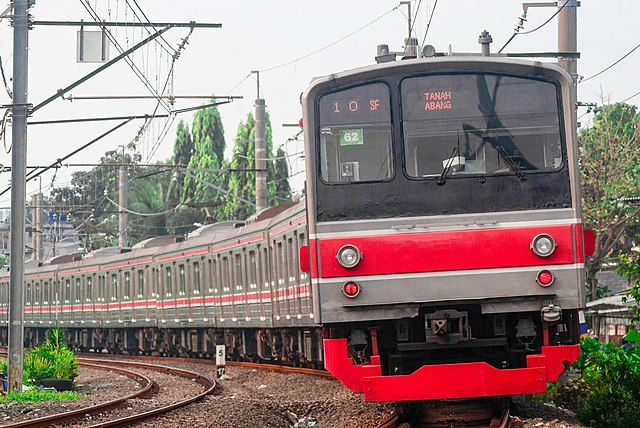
[{"xmin": 216, "ymin": 345, "xmax": 226, "ymax": 378}]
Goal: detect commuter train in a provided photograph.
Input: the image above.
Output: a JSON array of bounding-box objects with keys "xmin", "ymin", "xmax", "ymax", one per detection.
[{"xmin": 0, "ymin": 54, "xmax": 593, "ymax": 403}]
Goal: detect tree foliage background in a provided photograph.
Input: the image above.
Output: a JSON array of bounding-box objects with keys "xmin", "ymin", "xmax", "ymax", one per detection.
[
  {"xmin": 44, "ymin": 102, "xmax": 292, "ymax": 252},
  {"xmin": 579, "ymin": 102, "xmax": 640, "ymax": 299}
]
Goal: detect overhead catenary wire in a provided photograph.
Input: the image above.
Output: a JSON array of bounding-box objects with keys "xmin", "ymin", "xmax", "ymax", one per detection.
[
  {"xmin": 580, "ymin": 42, "xmax": 640, "ymax": 84},
  {"xmin": 498, "ymin": 0, "xmax": 570, "ymax": 54},
  {"xmin": 420, "ymin": 0, "xmax": 438, "ymax": 48}
]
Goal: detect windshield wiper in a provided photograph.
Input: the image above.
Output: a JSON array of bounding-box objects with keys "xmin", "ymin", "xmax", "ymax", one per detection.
[
  {"xmin": 496, "ymin": 146, "xmax": 526, "ymax": 181},
  {"xmin": 436, "ymin": 147, "xmax": 460, "ymax": 185}
]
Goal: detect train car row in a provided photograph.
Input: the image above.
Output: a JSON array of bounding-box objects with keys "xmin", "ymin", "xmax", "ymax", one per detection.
[{"xmin": 0, "ymin": 201, "xmax": 323, "ymax": 366}]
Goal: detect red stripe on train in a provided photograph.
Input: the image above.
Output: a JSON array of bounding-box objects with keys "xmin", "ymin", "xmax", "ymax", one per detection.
[{"xmin": 313, "ymin": 224, "xmax": 580, "ymax": 278}]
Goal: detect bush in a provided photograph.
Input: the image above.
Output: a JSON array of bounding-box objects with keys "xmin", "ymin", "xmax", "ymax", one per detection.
[
  {"xmin": 23, "ymin": 328, "xmax": 79, "ymax": 386},
  {"xmin": 567, "ymin": 337, "xmax": 640, "ymax": 428},
  {"xmin": 0, "ymin": 388, "xmax": 78, "ymax": 404}
]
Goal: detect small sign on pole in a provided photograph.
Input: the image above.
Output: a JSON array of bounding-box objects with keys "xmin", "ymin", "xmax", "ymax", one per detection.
[{"xmin": 216, "ymin": 344, "xmax": 226, "ymax": 378}]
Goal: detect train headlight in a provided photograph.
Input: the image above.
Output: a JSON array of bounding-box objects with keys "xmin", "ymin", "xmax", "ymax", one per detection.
[
  {"xmin": 531, "ymin": 234, "xmax": 556, "ymax": 257},
  {"xmin": 337, "ymin": 245, "xmax": 362, "ymax": 268}
]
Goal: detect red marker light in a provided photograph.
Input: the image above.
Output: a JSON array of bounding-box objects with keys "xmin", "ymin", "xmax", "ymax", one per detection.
[
  {"xmin": 342, "ymin": 281, "xmax": 360, "ymax": 298},
  {"xmin": 536, "ymin": 270, "xmax": 554, "ymax": 287},
  {"xmin": 298, "ymin": 118, "xmax": 303, "ymax": 128}
]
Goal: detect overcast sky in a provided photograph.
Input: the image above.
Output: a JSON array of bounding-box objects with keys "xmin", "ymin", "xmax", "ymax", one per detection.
[{"xmin": 0, "ymin": 0, "xmax": 637, "ymax": 206}]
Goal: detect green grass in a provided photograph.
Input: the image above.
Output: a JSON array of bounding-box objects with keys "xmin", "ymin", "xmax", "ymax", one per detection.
[{"xmin": 0, "ymin": 388, "xmax": 79, "ymax": 404}]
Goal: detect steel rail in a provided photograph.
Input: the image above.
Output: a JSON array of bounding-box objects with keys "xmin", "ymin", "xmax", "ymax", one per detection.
[
  {"xmin": 79, "ymin": 358, "xmax": 216, "ymax": 428},
  {"xmin": 1, "ymin": 361, "xmax": 154, "ymax": 428}
]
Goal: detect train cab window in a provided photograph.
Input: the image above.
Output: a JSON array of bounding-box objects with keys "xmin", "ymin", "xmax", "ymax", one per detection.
[
  {"xmin": 193, "ymin": 262, "xmax": 201, "ymax": 295},
  {"xmin": 75, "ymin": 278, "xmax": 81, "ymax": 303},
  {"xmin": 401, "ymin": 74, "xmax": 562, "ymax": 178},
  {"xmin": 318, "ymin": 82, "xmax": 393, "ymax": 183},
  {"xmin": 137, "ymin": 270, "xmax": 145, "ymax": 298},
  {"xmin": 178, "ymin": 264, "xmax": 186, "ymax": 296},
  {"xmin": 86, "ymin": 277, "xmax": 93, "ymax": 302},
  {"xmin": 123, "ymin": 271, "xmax": 131, "ymax": 299},
  {"xmin": 164, "ymin": 267, "xmax": 173, "ymax": 297}
]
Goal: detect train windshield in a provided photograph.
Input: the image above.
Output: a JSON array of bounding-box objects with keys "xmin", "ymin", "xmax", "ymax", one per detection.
[
  {"xmin": 401, "ymin": 74, "xmax": 562, "ymax": 178},
  {"xmin": 317, "ymin": 83, "xmax": 393, "ymax": 183}
]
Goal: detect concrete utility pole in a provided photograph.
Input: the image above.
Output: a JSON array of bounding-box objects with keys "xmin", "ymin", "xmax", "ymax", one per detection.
[
  {"xmin": 8, "ymin": 0, "xmax": 30, "ymax": 392},
  {"xmin": 557, "ymin": 0, "xmax": 578, "ymax": 122},
  {"xmin": 118, "ymin": 164, "xmax": 128, "ymax": 247},
  {"xmin": 252, "ymin": 71, "xmax": 267, "ymax": 213}
]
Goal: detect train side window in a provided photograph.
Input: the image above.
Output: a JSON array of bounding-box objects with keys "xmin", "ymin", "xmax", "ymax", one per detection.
[
  {"xmin": 75, "ymin": 278, "xmax": 81, "ymax": 303},
  {"xmin": 318, "ymin": 82, "xmax": 393, "ymax": 183},
  {"xmin": 86, "ymin": 276, "xmax": 93, "ymax": 302},
  {"xmin": 137, "ymin": 269, "xmax": 145, "ymax": 298},
  {"xmin": 178, "ymin": 264, "xmax": 186, "ymax": 296},
  {"xmin": 124, "ymin": 271, "xmax": 131, "ymax": 299},
  {"xmin": 193, "ymin": 262, "xmax": 201, "ymax": 295},
  {"xmin": 165, "ymin": 267, "xmax": 173, "ymax": 298},
  {"xmin": 26, "ymin": 283, "xmax": 31, "ymax": 305},
  {"xmin": 34, "ymin": 282, "xmax": 40, "ymax": 305}
]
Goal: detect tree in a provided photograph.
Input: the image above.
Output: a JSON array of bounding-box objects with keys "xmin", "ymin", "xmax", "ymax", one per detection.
[
  {"xmin": 580, "ymin": 103, "xmax": 640, "ymax": 299},
  {"xmin": 225, "ymin": 112, "xmax": 291, "ymax": 220},
  {"xmin": 182, "ymin": 103, "xmax": 228, "ymax": 223}
]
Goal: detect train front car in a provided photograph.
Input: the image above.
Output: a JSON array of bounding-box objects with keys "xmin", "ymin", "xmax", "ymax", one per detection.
[{"xmin": 302, "ymin": 57, "xmax": 590, "ymax": 402}]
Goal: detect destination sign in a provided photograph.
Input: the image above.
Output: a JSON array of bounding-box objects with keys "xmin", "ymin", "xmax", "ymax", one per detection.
[
  {"xmin": 319, "ymin": 82, "xmax": 390, "ymax": 126},
  {"xmin": 402, "ymin": 78, "xmax": 470, "ymax": 121}
]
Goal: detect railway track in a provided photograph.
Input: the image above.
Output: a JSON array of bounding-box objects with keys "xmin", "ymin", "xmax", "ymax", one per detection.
[{"xmin": 0, "ymin": 358, "xmax": 215, "ymax": 428}]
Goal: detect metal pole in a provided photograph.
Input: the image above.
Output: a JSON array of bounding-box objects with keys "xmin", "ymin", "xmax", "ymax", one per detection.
[
  {"xmin": 254, "ymin": 99, "xmax": 267, "ymax": 213},
  {"xmin": 118, "ymin": 164, "xmax": 128, "ymax": 247},
  {"xmin": 558, "ymin": 0, "xmax": 578, "ymax": 123},
  {"xmin": 8, "ymin": 0, "xmax": 30, "ymax": 392}
]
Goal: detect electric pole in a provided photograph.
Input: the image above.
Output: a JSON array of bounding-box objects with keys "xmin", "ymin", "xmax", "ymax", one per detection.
[
  {"xmin": 557, "ymin": 0, "xmax": 578, "ymax": 124},
  {"xmin": 252, "ymin": 71, "xmax": 267, "ymax": 213},
  {"xmin": 8, "ymin": 0, "xmax": 31, "ymax": 392}
]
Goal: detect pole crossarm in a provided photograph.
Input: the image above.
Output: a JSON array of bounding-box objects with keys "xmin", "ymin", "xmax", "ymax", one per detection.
[{"xmin": 32, "ymin": 20, "xmax": 221, "ymax": 29}]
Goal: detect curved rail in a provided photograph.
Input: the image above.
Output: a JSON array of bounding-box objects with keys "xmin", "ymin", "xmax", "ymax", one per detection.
[
  {"xmin": 80, "ymin": 358, "xmax": 216, "ymax": 428},
  {"xmin": 1, "ymin": 361, "xmax": 155, "ymax": 428}
]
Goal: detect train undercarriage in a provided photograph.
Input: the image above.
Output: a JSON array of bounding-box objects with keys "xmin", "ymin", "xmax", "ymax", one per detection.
[{"xmin": 15, "ymin": 326, "xmax": 324, "ymax": 368}]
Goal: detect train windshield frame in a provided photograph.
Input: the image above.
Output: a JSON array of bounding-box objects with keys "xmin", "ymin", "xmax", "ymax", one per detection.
[{"xmin": 401, "ymin": 73, "xmax": 563, "ymax": 180}]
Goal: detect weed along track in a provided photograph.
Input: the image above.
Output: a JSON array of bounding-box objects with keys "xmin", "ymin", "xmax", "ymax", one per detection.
[{"xmin": 0, "ymin": 358, "xmax": 215, "ymax": 427}]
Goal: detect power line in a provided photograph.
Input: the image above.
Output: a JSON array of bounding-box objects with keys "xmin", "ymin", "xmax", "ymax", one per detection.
[
  {"xmin": 580, "ymin": 42, "xmax": 640, "ymax": 83},
  {"xmin": 261, "ymin": 5, "xmax": 399, "ymax": 73},
  {"xmin": 420, "ymin": 0, "xmax": 438, "ymax": 48}
]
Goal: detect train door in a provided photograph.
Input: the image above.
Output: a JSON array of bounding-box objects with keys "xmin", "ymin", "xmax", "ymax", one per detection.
[
  {"xmin": 108, "ymin": 271, "xmax": 120, "ymax": 323},
  {"xmin": 134, "ymin": 268, "xmax": 146, "ymax": 322},
  {"xmin": 84, "ymin": 274, "xmax": 94, "ymax": 324},
  {"xmin": 97, "ymin": 273, "xmax": 106, "ymax": 323},
  {"xmin": 162, "ymin": 264, "xmax": 177, "ymax": 323},
  {"xmin": 149, "ymin": 266, "xmax": 159, "ymax": 322},
  {"xmin": 247, "ymin": 248, "xmax": 259, "ymax": 321},
  {"xmin": 73, "ymin": 276, "xmax": 82, "ymax": 323},
  {"xmin": 25, "ymin": 281, "xmax": 32, "ymax": 324},
  {"xmin": 233, "ymin": 251, "xmax": 247, "ymax": 322},
  {"xmin": 261, "ymin": 246, "xmax": 273, "ymax": 322},
  {"xmin": 122, "ymin": 269, "xmax": 133, "ymax": 322},
  {"xmin": 297, "ymin": 231, "xmax": 312, "ymax": 319},
  {"xmin": 190, "ymin": 259, "xmax": 204, "ymax": 322},
  {"xmin": 62, "ymin": 277, "xmax": 72, "ymax": 323},
  {"xmin": 177, "ymin": 262, "xmax": 188, "ymax": 321},
  {"xmin": 274, "ymin": 238, "xmax": 289, "ymax": 322},
  {"xmin": 286, "ymin": 235, "xmax": 302, "ymax": 320},
  {"xmin": 220, "ymin": 255, "xmax": 234, "ymax": 322},
  {"xmin": 42, "ymin": 280, "xmax": 50, "ymax": 322},
  {"xmin": 207, "ymin": 256, "xmax": 220, "ymax": 323}
]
